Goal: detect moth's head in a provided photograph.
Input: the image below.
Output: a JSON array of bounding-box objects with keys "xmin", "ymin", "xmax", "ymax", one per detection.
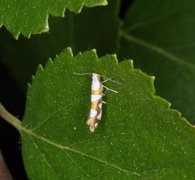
[{"xmin": 92, "ymin": 73, "xmax": 101, "ymax": 81}]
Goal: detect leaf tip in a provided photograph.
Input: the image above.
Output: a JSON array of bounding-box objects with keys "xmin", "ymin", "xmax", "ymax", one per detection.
[
  {"xmin": 77, "ymin": 49, "xmax": 98, "ymax": 61},
  {"xmin": 27, "ymin": 83, "xmax": 32, "ymax": 89},
  {"xmin": 65, "ymin": 47, "xmax": 74, "ymax": 57},
  {"xmin": 149, "ymin": 75, "xmax": 156, "ymax": 90},
  {"xmin": 151, "ymin": 76, "xmax": 155, "ymax": 80},
  {"xmin": 110, "ymin": 54, "xmax": 119, "ymax": 65},
  {"xmin": 14, "ymin": 31, "xmax": 21, "ymax": 40},
  {"xmin": 79, "ymin": 0, "xmax": 108, "ymax": 13},
  {"xmin": 102, "ymin": 0, "xmax": 108, "ymax": 5},
  {"xmin": 38, "ymin": 64, "xmax": 44, "ymax": 72},
  {"xmin": 32, "ymin": 75, "xmax": 35, "ymax": 80},
  {"xmin": 90, "ymin": 49, "xmax": 99, "ymax": 60},
  {"xmin": 48, "ymin": 58, "xmax": 53, "ymax": 64},
  {"xmin": 91, "ymin": 49, "xmax": 97, "ymax": 54},
  {"xmin": 26, "ymin": 33, "xmax": 32, "ymax": 39},
  {"xmin": 124, "ymin": 59, "xmax": 134, "ymax": 69},
  {"xmin": 43, "ymin": 15, "xmax": 50, "ymax": 32},
  {"xmin": 62, "ymin": 8, "xmax": 66, "ymax": 17},
  {"xmin": 129, "ymin": 60, "xmax": 134, "ymax": 68}
]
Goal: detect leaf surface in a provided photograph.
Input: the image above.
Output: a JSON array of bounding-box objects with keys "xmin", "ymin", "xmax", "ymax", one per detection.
[
  {"xmin": 21, "ymin": 48, "xmax": 195, "ymax": 179},
  {"xmin": 119, "ymin": 0, "xmax": 195, "ymax": 123},
  {"xmin": 0, "ymin": 0, "xmax": 107, "ymax": 38}
]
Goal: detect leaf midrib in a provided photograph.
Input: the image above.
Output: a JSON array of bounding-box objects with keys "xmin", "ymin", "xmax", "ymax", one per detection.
[
  {"xmin": 120, "ymin": 29, "xmax": 195, "ymax": 69},
  {"xmin": 21, "ymin": 125, "xmax": 141, "ymax": 177}
]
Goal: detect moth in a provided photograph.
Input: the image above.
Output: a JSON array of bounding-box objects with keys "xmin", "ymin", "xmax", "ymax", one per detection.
[
  {"xmin": 87, "ymin": 73, "xmax": 104, "ymax": 132},
  {"xmin": 74, "ymin": 72, "xmax": 118, "ymax": 132}
]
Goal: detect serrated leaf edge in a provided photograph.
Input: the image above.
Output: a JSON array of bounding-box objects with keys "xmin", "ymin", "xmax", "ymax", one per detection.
[
  {"xmin": 3, "ymin": 1, "xmax": 108, "ymax": 39},
  {"xmin": 27, "ymin": 48, "xmax": 194, "ymax": 129}
]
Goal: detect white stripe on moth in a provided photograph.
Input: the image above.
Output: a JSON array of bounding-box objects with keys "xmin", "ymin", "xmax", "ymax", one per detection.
[
  {"xmin": 94, "ymin": 122, "xmax": 98, "ymax": 128},
  {"xmin": 92, "ymin": 95, "xmax": 102, "ymax": 102},
  {"xmin": 92, "ymin": 73, "xmax": 102, "ymax": 90},
  {"xmin": 89, "ymin": 108, "xmax": 98, "ymax": 118},
  {"xmin": 98, "ymin": 103, "xmax": 102, "ymax": 109},
  {"xmin": 97, "ymin": 110, "xmax": 102, "ymax": 120}
]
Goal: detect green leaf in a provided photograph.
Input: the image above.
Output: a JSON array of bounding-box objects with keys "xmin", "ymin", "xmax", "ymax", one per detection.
[
  {"xmin": 119, "ymin": 0, "xmax": 195, "ymax": 124},
  {"xmin": 0, "ymin": 0, "xmax": 120, "ymax": 91},
  {"xmin": 21, "ymin": 48, "xmax": 194, "ymax": 179},
  {"xmin": 0, "ymin": 0, "xmax": 107, "ymax": 38}
]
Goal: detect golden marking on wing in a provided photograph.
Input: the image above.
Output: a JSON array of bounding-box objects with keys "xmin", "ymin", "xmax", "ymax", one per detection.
[
  {"xmin": 88, "ymin": 99, "xmax": 103, "ymax": 132},
  {"xmin": 91, "ymin": 101, "xmax": 99, "ymax": 109},
  {"xmin": 92, "ymin": 89, "xmax": 103, "ymax": 95}
]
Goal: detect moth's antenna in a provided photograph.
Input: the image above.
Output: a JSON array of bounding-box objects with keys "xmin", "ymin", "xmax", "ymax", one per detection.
[
  {"xmin": 73, "ymin": 72, "xmax": 93, "ymax": 76},
  {"xmin": 101, "ymin": 75, "xmax": 121, "ymax": 85},
  {"xmin": 73, "ymin": 72, "xmax": 121, "ymax": 85},
  {"xmin": 102, "ymin": 85, "xmax": 118, "ymax": 93}
]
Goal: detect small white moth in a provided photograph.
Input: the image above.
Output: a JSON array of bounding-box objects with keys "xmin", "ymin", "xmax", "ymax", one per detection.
[
  {"xmin": 74, "ymin": 72, "xmax": 118, "ymax": 132},
  {"xmin": 87, "ymin": 73, "xmax": 104, "ymax": 132}
]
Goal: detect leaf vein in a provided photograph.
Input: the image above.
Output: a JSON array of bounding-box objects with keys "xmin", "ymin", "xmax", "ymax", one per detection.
[
  {"xmin": 63, "ymin": 150, "xmax": 91, "ymax": 178},
  {"xmin": 125, "ymin": 7, "xmax": 186, "ymax": 32},
  {"xmin": 30, "ymin": 136, "xmax": 59, "ymax": 178},
  {"xmin": 32, "ymin": 109, "xmax": 62, "ymax": 131},
  {"xmin": 120, "ymin": 30, "xmax": 195, "ymax": 69},
  {"xmin": 21, "ymin": 126, "xmax": 141, "ymax": 177}
]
